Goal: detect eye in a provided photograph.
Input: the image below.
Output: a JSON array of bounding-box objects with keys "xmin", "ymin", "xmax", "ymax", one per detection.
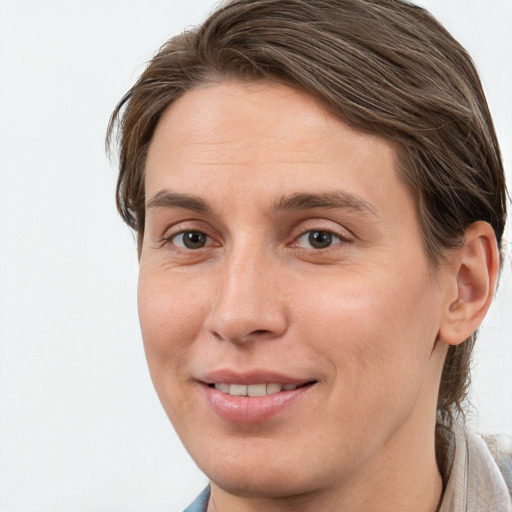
[
  {"xmin": 295, "ymin": 230, "xmax": 344, "ymax": 249},
  {"xmin": 171, "ymin": 230, "xmax": 210, "ymax": 249}
]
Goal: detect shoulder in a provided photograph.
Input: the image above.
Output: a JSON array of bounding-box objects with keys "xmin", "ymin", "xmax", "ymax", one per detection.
[{"xmin": 479, "ymin": 432, "xmax": 512, "ymax": 496}]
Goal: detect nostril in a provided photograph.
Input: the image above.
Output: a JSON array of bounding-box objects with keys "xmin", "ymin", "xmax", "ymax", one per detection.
[
  {"xmin": 216, "ymin": 328, "xmax": 275, "ymax": 345},
  {"xmin": 206, "ymin": 306, "xmax": 288, "ymax": 344}
]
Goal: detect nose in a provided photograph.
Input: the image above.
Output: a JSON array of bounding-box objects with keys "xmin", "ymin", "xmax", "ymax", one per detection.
[{"xmin": 205, "ymin": 244, "xmax": 288, "ymax": 345}]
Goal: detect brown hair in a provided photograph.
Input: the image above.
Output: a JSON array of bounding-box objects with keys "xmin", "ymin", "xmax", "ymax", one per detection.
[{"xmin": 107, "ymin": 0, "xmax": 507, "ymax": 428}]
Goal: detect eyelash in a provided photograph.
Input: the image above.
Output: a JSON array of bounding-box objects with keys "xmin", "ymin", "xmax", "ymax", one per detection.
[
  {"xmin": 293, "ymin": 229, "xmax": 351, "ymax": 250},
  {"xmin": 162, "ymin": 227, "xmax": 351, "ymax": 252},
  {"xmin": 163, "ymin": 230, "xmax": 217, "ymax": 250}
]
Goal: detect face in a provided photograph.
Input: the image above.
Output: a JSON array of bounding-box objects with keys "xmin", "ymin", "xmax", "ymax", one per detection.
[{"xmin": 139, "ymin": 81, "xmax": 449, "ymax": 500}]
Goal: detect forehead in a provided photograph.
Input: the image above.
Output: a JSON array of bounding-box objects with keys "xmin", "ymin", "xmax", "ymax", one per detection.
[{"xmin": 145, "ymin": 80, "xmax": 407, "ymax": 215}]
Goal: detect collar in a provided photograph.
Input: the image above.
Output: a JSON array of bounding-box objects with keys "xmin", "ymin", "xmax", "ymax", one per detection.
[{"xmin": 439, "ymin": 425, "xmax": 512, "ymax": 512}]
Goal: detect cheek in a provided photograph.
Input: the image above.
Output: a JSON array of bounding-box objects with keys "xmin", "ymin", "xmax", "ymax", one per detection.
[
  {"xmin": 137, "ymin": 270, "xmax": 206, "ymax": 390},
  {"xmin": 306, "ymin": 268, "xmax": 441, "ymax": 408}
]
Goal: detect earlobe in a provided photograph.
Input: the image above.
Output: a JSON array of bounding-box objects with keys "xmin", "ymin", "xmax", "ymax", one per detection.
[{"xmin": 438, "ymin": 221, "xmax": 500, "ymax": 346}]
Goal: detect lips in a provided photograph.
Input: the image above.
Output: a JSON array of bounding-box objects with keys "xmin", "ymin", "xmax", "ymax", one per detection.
[{"xmin": 200, "ymin": 370, "xmax": 317, "ymax": 423}]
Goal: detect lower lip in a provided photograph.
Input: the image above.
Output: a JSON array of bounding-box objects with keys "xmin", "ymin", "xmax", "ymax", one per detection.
[{"xmin": 202, "ymin": 384, "xmax": 313, "ymax": 423}]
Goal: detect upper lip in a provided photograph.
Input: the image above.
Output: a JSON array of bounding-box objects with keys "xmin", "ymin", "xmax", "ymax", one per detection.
[{"xmin": 199, "ymin": 369, "xmax": 315, "ymax": 386}]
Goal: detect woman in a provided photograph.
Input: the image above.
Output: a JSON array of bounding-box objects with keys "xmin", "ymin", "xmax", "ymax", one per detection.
[{"xmin": 108, "ymin": 0, "xmax": 512, "ymax": 510}]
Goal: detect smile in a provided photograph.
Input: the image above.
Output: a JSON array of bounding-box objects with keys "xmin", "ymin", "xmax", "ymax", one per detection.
[
  {"xmin": 211, "ymin": 382, "xmax": 302, "ymax": 396},
  {"xmin": 203, "ymin": 378, "xmax": 317, "ymax": 423}
]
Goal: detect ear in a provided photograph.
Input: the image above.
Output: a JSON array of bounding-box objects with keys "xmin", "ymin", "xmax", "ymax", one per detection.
[{"xmin": 438, "ymin": 221, "xmax": 500, "ymax": 346}]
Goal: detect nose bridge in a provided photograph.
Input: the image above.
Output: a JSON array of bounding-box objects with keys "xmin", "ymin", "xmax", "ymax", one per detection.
[{"xmin": 206, "ymin": 235, "xmax": 287, "ymax": 343}]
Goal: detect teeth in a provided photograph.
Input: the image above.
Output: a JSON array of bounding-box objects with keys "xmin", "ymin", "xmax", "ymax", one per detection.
[
  {"xmin": 229, "ymin": 384, "xmax": 247, "ymax": 396},
  {"xmin": 247, "ymin": 383, "xmax": 267, "ymax": 397},
  {"xmin": 213, "ymin": 383, "xmax": 299, "ymax": 396},
  {"xmin": 266, "ymin": 383, "xmax": 282, "ymax": 395},
  {"xmin": 216, "ymin": 383, "xmax": 230, "ymax": 393}
]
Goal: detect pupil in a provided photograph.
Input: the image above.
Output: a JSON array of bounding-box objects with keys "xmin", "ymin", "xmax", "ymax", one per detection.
[
  {"xmin": 309, "ymin": 231, "xmax": 332, "ymax": 249},
  {"xmin": 184, "ymin": 231, "xmax": 206, "ymax": 249}
]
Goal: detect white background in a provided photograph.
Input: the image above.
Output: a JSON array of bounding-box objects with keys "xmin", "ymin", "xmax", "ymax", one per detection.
[{"xmin": 0, "ymin": 1, "xmax": 511, "ymax": 510}]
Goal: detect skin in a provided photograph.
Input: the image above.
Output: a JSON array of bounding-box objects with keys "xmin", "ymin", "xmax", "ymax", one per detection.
[{"xmin": 138, "ymin": 81, "xmax": 495, "ymax": 512}]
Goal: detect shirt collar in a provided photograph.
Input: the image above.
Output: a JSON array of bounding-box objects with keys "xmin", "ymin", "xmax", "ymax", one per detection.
[{"xmin": 439, "ymin": 425, "xmax": 512, "ymax": 512}]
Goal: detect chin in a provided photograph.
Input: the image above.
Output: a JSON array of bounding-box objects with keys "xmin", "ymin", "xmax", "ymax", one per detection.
[
  {"xmin": 207, "ymin": 465, "xmax": 321, "ymax": 500},
  {"xmin": 190, "ymin": 435, "xmax": 342, "ymax": 501}
]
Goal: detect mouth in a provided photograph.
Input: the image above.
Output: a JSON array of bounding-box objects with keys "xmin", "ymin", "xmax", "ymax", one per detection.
[
  {"xmin": 208, "ymin": 382, "xmax": 315, "ymax": 397},
  {"xmin": 199, "ymin": 370, "xmax": 318, "ymax": 422}
]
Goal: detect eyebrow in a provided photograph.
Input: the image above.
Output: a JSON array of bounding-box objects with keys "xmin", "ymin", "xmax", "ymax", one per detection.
[
  {"xmin": 146, "ymin": 189, "xmax": 378, "ymax": 217},
  {"xmin": 272, "ymin": 191, "xmax": 378, "ymax": 217},
  {"xmin": 146, "ymin": 190, "xmax": 213, "ymax": 214}
]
